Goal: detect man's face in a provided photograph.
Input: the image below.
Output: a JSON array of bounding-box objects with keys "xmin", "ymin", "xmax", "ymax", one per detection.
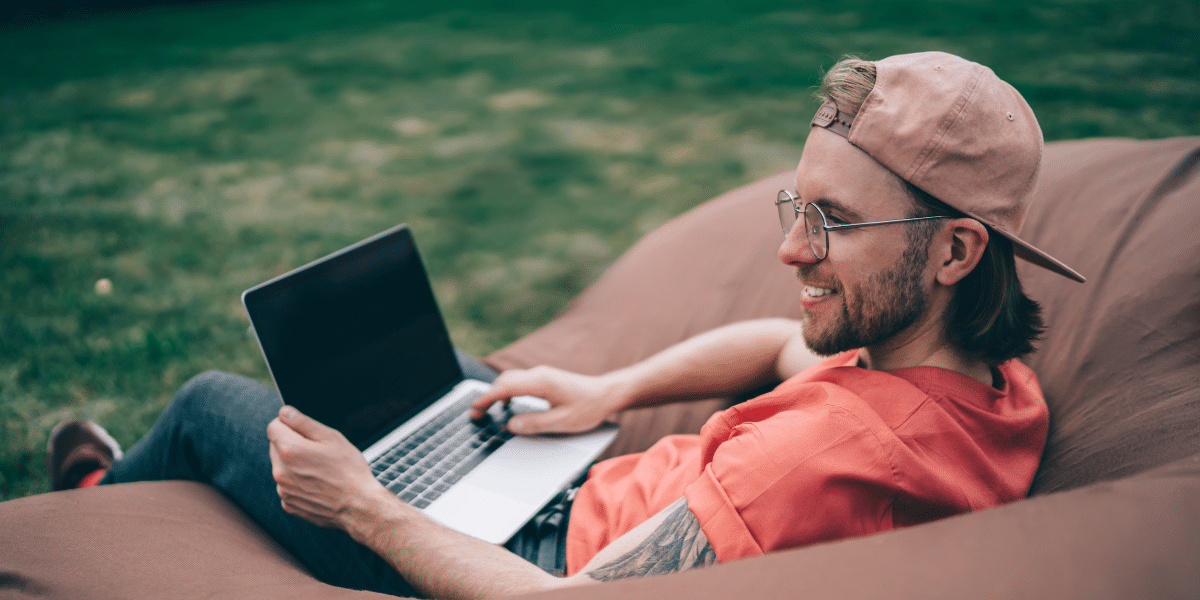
[{"xmin": 779, "ymin": 128, "xmax": 936, "ymax": 356}]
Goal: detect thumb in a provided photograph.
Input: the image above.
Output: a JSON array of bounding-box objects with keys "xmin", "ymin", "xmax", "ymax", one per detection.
[
  {"xmin": 279, "ymin": 405, "xmax": 334, "ymax": 441},
  {"xmin": 507, "ymin": 411, "xmax": 553, "ymax": 435},
  {"xmin": 508, "ymin": 408, "xmax": 581, "ymax": 435}
]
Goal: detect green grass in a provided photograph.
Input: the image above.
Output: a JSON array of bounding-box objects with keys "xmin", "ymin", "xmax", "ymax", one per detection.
[{"xmin": 2, "ymin": 0, "xmax": 1198, "ymax": 499}]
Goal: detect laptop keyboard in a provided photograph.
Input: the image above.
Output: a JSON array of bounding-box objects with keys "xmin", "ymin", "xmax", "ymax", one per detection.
[{"xmin": 369, "ymin": 390, "xmax": 514, "ymax": 509}]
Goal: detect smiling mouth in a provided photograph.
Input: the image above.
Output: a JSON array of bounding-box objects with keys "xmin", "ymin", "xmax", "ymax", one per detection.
[{"xmin": 803, "ymin": 285, "xmax": 836, "ymax": 298}]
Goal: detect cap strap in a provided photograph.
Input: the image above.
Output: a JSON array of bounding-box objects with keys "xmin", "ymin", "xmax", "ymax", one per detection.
[{"xmin": 811, "ymin": 101, "xmax": 854, "ymax": 138}]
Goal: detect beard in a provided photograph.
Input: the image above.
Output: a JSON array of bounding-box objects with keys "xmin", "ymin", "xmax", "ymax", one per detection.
[{"xmin": 801, "ymin": 238, "xmax": 931, "ymax": 356}]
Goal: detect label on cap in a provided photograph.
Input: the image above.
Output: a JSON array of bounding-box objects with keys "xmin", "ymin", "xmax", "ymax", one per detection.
[
  {"xmin": 810, "ymin": 102, "xmax": 853, "ymax": 138},
  {"xmin": 812, "ymin": 103, "xmax": 838, "ymax": 128}
]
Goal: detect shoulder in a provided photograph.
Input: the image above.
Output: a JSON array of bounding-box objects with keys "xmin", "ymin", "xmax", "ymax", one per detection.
[
  {"xmin": 686, "ymin": 381, "xmax": 904, "ymax": 560},
  {"xmin": 699, "ymin": 378, "xmax": 899, "ymax": 495}
]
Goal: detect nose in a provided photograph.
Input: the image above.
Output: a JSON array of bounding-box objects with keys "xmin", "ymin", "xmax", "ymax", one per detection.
[{"xmin": 778, "ymin": 220, "xmax": 820, "ymax": 266}]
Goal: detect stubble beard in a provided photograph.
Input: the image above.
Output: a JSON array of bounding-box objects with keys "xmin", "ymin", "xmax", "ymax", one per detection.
[{"xmin": 801, "ymin": 238, "xmax": 931, "ymax": 357}]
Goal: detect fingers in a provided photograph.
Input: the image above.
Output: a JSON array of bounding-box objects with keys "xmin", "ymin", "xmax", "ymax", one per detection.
[
  {"xmin": 268, "ymin": 436, "xmax": 285, "ymax": 482},
  {"xmin": 267, "ymin": 414, "xmax": 317, "ymax": 480},
  {"xmin": 470, "ymin": 368, "xmax": 549, "ymax": 419},
  {"xmin": 277, "ymin": 405, "xmax": 334, "ymax": 442},
  {"xmin": 267, "ymin": 416, "xmax": 369, "ymax": 530},
  {"xmin": 472, "ymin": 366, "xmax": 613, "ymax": 435},
  {"xmin": 267, "ymin": 414, "xmax": 331, "ymax": 482},
  {"xmin": 507, "ymin": 406, "xmax": 599, "ymax": 435},
  {"xmin": 266, "ymin": 416, "xmax": 304, "ymax": 448},
  {"xmin": 267, "ymin": 427, "xmax": 301, "ymax": 509},
  {"xmin": 506, "ymin": 410, "xmax": 559, "ymax": 435},
  {"xmin": 267, "ymin": 417, "xmax": 309, "ymax": 479},
  {"xmin": 469, "ymin": 389, "xmax": 507, "ymax": 420}
]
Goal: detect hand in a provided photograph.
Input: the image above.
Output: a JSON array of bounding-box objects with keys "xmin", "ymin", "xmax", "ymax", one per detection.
[
  {"xmin": 266, "ymin": 406, "xmax": 389, "ymax": 531},
  {"xmin": 470, "ymin": 366, "xmax": 625, "ymax": 435}
]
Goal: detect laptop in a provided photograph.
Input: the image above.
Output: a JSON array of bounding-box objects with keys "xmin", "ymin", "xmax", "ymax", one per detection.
[{"xmin": 242, "ymin": 224, "xmax": 618, "ymax": 544}]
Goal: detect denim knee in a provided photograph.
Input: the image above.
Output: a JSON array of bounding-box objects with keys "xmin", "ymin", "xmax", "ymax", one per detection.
[{"xmin": 169, "ymin": 370, "xmax": 281, "ymax": 431}]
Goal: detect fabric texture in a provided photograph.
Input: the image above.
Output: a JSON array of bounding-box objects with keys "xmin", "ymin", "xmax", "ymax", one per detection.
[
  {"xmin": 565, "ymin": 349, "xmax": 1048, "ymax": 573},
  {"xmin": 1015, "ymin": 138, "xmax": 1200, "ymax": 493},
  {"xmin": 0, "ymin": 481, "xmax": 399, "ymax": 600}
]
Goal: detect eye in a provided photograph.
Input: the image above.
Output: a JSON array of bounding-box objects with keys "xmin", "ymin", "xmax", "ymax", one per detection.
[{"xmin": 825, "ymin": 214, "xmax": 849, "ymax": 225}]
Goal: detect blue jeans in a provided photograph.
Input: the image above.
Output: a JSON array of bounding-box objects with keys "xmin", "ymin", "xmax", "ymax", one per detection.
[{"xmin": 102, "ymin": 350, "xmax": 501, "ymax": 597}]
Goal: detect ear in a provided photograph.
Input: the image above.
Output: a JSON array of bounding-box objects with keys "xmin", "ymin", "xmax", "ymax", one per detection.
[{"xmin": 934, "ymin": 218, "xmax": 988, "ymax": 287}]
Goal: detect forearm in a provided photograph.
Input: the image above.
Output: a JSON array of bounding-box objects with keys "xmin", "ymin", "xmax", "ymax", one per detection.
[
  {"xmin": 342, "ymin": 488, "xmax": 572, "ymax": 600},
  {"xmin": 606, "ymin": 318, "xmax": 805, "ymax": 411},
  {"xmin": 474, "ymin": 319, "xmax": 814, "ymax": 436}
]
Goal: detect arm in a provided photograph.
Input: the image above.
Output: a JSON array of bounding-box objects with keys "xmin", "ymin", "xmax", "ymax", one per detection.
[
  {"xmin": 473, "ymin": 318, "xmax": 821, "ymax": 434},
  {"xmin": 574, "ymin": 497, "xmax": 715, "ymax": 582},
  {"xmin": 342, "ymin": 489, "xmax": 713, "ymax": 598},
  {"xmin": 267, "ymin": 407, "xmax": 716, "ymax": 599}
]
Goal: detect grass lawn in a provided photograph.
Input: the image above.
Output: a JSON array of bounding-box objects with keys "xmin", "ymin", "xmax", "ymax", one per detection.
[{"xmin": 2, "ymin": 0, "xmax": 1198, "ymax": 499}]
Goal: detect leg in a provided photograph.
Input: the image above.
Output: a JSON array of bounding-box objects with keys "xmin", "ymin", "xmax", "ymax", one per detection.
[
  {"xmin": 101, "ymin": 351, "xmax": 502, "ymax": 593},
  {"xmin": 102, "ymin": 370, "xmax": 415, "ymax": 595}
]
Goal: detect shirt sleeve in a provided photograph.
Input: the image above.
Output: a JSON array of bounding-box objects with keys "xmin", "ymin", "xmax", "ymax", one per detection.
[{"xmin": 683, "ymin": 395, "xmax": 901, "ymax": 563}]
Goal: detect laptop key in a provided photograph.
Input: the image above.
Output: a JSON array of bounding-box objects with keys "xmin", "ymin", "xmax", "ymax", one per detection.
[{"xmin": 375, "ymin": 388, "xmax": 522, "ymax": 502}]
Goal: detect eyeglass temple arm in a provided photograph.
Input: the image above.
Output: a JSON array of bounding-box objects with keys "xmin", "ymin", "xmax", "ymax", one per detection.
[{"xmin": 823, "ymin": 215, "xmax": 952, "ymax": 231}]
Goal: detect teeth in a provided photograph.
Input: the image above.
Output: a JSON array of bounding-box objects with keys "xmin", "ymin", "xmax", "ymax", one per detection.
[{"xmin": 805, "ymin": 286, "xmax": 835, "ymax": 297}]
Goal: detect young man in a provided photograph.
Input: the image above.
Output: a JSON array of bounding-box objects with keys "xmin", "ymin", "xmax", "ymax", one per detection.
[{"xmin": 49, "ymin": 51, "xmax": 1083, "ymax": 599}]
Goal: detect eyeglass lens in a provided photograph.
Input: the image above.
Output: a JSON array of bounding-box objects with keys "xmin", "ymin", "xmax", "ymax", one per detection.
[
  {"xmin": 777, "ymin": 190, "xmax": 798, "ymax": 235},
  {"xmin": 803, "ymin": 203, "xmax": 828, "ymax": 260},
  {"xmin": 778, "ymin": 191, "xmax": 830, "ymax": 260}
]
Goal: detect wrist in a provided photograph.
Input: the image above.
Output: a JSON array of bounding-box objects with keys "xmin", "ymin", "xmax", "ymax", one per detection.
[
  {"xmin": 600, "ymin": 367, "xmax": 644, "ymax": 412},
  {"xmin": 341, "ymin": 484, "xmax": 417, "ymax": 544}
]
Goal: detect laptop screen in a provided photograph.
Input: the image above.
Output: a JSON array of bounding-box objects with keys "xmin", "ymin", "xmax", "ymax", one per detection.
[{"xmin": 243, "ymin": 225, "xmax": 464, "ymax": 449}]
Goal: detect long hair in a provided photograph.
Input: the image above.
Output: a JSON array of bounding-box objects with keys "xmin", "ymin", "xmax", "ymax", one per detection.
[
  {"xmin": 903, "ymin": 185, "xmax": 1044, "ymax": 364},
  {"xmin": 820, "ymin": 56, "xmax": 1044, "ymax": 364}
]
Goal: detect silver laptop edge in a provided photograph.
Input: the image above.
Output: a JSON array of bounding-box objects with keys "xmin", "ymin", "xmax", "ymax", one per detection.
[{"xmin": 241, "ymin": 224, "xmax": 619, "ymax": 545}]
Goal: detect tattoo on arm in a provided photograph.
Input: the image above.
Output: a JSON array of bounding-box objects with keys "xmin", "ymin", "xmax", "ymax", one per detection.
[{"xmin": 585, "ymin": 498, "xmax": 717, "ymax": 582}]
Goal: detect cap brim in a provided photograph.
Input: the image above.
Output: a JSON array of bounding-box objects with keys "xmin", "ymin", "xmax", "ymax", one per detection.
[
  {"xmin": 967, "ymin": 213, "xmax": 1086, "ymax": 283},
  {"xmin": 1010, "ymin": 237, "xmax": 1087, "ymax": 283}
]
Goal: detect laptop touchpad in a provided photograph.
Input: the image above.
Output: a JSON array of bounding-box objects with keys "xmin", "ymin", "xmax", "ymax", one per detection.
[{"xmin": 460, "ymin": 436, "xmax": 594, "ymax": 503}]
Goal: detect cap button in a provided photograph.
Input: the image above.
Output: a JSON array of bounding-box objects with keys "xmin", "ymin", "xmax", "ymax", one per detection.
[{"xmin": 1006, "ymin": 112, "xmax": 1015, "ymax": 120}]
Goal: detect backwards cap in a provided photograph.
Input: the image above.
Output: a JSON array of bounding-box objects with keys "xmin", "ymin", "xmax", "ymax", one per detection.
[{"xmin": 811, "ymin": 51, "xmax": 1085, "ymax": 283}]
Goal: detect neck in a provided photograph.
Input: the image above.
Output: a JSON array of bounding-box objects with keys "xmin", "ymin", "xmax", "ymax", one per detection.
[{"xmin": 858, "ymin": 322, "xmax": 995, "ymax": 388}]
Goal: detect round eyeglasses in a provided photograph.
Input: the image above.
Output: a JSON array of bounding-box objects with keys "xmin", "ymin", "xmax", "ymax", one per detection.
[{"xmin": 775, "ymin": 190, "xmax": 952, "ymax": 260}]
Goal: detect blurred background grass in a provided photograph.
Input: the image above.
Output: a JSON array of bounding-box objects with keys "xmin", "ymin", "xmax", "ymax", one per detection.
[{"xmin": 2, "ymin": 0, "xmax": 1197, "ymax": 499}]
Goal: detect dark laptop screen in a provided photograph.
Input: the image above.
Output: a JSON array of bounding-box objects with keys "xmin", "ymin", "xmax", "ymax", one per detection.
[{"xmin": 242, "ymin": 225, "xmax": 463, "ymax": 449}]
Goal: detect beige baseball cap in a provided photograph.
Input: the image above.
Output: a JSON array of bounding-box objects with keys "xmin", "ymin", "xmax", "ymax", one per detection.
[{"xmin": 811, "ymin": 51, "xmax": 1085, "ymax": 283}]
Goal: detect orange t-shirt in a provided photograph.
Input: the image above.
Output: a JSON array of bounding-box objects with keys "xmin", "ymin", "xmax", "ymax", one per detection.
[{"xmin": 565, "ymin": 350, "xmax": 1049, "ymax": 574}]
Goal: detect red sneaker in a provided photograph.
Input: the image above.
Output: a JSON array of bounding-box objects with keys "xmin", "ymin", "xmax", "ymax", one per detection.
[{"xmin": 47, "ymin": 420, "xmax": 123, "ymax": 491}]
